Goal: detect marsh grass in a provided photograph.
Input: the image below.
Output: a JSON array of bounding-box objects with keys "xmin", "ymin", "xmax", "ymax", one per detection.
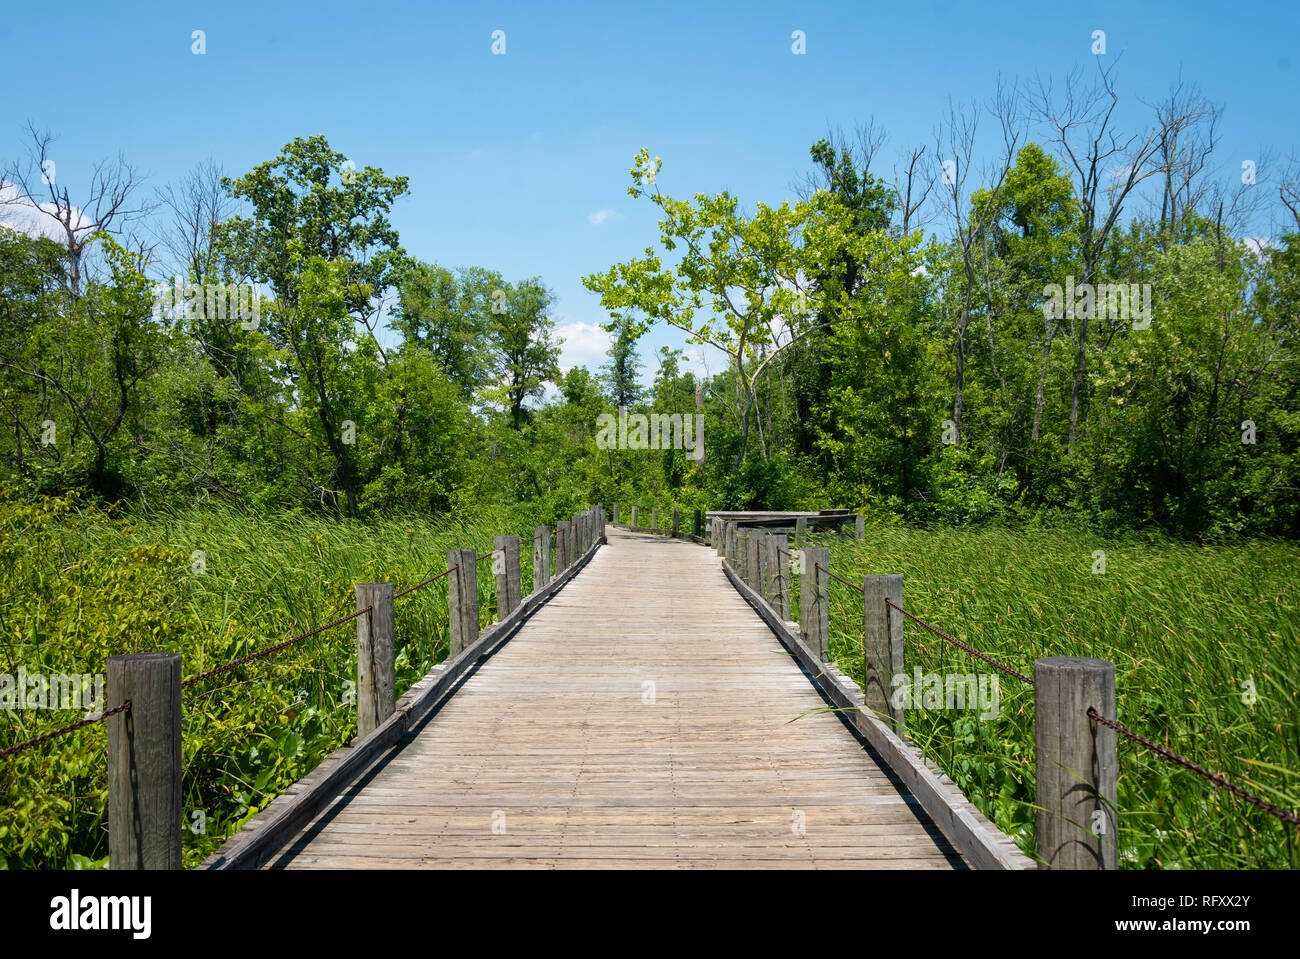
[
  {"xmin": 0, "ymin": 495, "xmax": 553, "ymax": 868},
  {"xmin": 786, "ymin": 525, "xmax": 1299, "ymax": 869}
]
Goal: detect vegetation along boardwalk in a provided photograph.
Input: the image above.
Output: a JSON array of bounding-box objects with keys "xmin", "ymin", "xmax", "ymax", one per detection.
[{"xmin": 266, "ymin": 527, "xmax": 978, "ymax": 869}]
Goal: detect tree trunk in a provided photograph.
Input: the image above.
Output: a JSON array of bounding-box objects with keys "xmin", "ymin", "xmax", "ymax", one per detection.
[
  {"xmin": 1067, "ymin": 266, "xmax": 1094, "ymax": 453},
  {"xmin": 1031, "ymin": 311, "xmax": 1058, "ymax": 445},
  {"xmin": 953, "ymin": 305, "xmax": 969, "ymax": 446}
]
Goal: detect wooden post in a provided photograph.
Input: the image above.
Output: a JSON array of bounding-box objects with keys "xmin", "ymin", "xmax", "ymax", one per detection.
[
  {"xmin": 447, "ymin": 548, "xmax": 479, "ymax": 656},
  {"xmin": 533, "ymin": 526, "xmax": 551, "ymax": 591},
  {"xmin": 494, "ymin": 535, "xmax": 522, "ymax": 617},
  {"xmin": 672, "ymin": 506, "xmax": 680, "ymax": 536},
  {"xmin": 726, "ymin": 522, "xmax": 739, "ymax": 568},
  {"xmin": 855, "ymin": 514, "xmax": 865, "ymax": 541},
  {"xmin": 746, "ymin": 532, "xmax": 762, "ymax": 592},
  {"xmin": 1035, "ymin": 657, "xmax": 1118, "ymax": 870},
  {"xmin": 355, "ymin": 582, "xmax": 395, "ymax": 740},
  {"xmin": 571, "ymin": 513, "xmax": 582, "ymax": 554},
  {"xmin": 556, "ymin": 520, "xmax": 571, "ymax": 570},
  {"xmin": 651, "ymin": 506, "xmax": 658, "ymax": 531},
  {"xmin": 631, "ymin": 506, "xmax": 639, "ymax": 529},
  {"xmin": 765, "ymin": 533, "xmax": 790, "ymax": 618},
  {"xmin": 613, "ymin": 503, "xmax": 620, "ymax": 525},
  {"xmin": 862, "ymin": 575, "xmax": 905, "ymax": 734},
  {"xmin": 795, "ymin": 516, "xmax": 808, "ymax": 541},
  {"xmin": 693, "ymin": 509, "xmax": 703, "ymax": 538},
  {"xmin": 799, "ymin": 546, "xmax": 829, "ymax": 661},
  {"xmin": 107, "ymin": 652, "xmax": 182, "ymax": 869}
]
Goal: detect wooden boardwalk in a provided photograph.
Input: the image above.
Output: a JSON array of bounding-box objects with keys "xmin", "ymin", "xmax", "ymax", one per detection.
[{"xmin": 270, "ymin": 527, "xmax": 965, "ymax": 869}]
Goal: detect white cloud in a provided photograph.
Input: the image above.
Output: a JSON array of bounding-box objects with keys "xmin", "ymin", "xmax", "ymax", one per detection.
[
  {"xmin": 555, "ymin": 320, "xmax": 613, "ymax": 373},
  {"xmin": 674, "ymin": 346, "xmax": 717, "ymax": 382},
  {"xmin": 0, "ymin": 182, "xmax": 92, "ymax": 245},
  {"xmin": 587, "ymin": 207, "xmax": 620, "ymax": 226}
]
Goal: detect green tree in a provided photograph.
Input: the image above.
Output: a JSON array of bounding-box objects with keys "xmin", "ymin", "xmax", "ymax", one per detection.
[
  {"xmin": 217, "ymin": 136, "xmax": 410, "ymax": 514},
  {"xmin": 391, "ymin": 261, "xmax": 498, "ymax": 399},
  {"xmin": 486, "ymin": 277, "xmax": 561, "ymax": 429},
  {"xmin": 600, "ymin": 314, "xmax": 643, "ymax": 408}
]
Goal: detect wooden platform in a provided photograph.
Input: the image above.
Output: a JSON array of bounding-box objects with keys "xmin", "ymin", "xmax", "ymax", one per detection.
[
  {"xmin": 703, "ymin": 509, "xmax": 857, "ymax": 531},
  {"xmin": 269, "ymin": 527, "xmax": 965, "ymax": 869}
]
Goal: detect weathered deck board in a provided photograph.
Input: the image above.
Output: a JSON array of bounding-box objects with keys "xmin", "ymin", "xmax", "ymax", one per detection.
[{"xmin": 271, "ymin": 527, "xmax": 964, "ymax": 869}]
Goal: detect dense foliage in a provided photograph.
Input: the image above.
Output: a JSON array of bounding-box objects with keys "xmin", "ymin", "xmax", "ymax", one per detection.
[{"xmin": 1, "ymin": 103, "xmax": 1295, "ymax": 538}]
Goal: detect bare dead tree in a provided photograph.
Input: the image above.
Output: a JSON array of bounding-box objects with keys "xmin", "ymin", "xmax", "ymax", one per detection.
[
  {"xmin": 1200, "ymin": 146, "xmax": 1276, "ymax": 246},
  {"xmin": 892, "ymin": 143, "xmax": 936, "ymax": 235},
  {"xmin": 978, "ymin": 83, "xmax": 1026, "ymax": 470},
  {"xmin": 935, "ymin": 94, "xmax": 1021, "ymax": 448},
  {"xmin": 1026, "ymin": 59, "xmax": 1163, "ymax": 452},
  {"xmin": 1280, "ymin": 156, "xmax": 1300, "ymax": 232},
  {"xmin": 1149, "ymin": 77, "xmax": 1222, "ymax": 245},
  {"xmin": 2, "ymin": 121, "xmax": 149, "ymax": 300},
  {"xmin": 793, "ymin": 117, "xmax": 889, "ymax": 202},
  {"xmin": 153, "ymin": 157, "xmax": 233, "ymax": 283}
]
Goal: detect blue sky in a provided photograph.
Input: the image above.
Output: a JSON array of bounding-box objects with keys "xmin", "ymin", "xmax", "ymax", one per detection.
[{"xmin": 3, "ymin": 0, "xmax": 1297, "ymax": 388}]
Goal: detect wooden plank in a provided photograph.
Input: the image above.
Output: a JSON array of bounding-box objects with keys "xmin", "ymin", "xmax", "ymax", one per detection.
[
  {"xmin": 722, "ymin": 561, "xmax": 1034, "ymax": 870},
  {"xmin": 266, "ymin": 527, "xmax": 970, "ymax": 870}
]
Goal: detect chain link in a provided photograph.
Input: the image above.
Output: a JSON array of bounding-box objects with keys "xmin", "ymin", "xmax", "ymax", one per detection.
[{"xmin": 0, "ymin": 699, "xmax": 132, "ymax": 760}]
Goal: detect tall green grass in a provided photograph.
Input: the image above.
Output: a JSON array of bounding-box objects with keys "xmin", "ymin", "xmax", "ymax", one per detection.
[
  {"xmin": 790, "ymin": 525, "xmax": 1300, "ymax": 869},
  {"xmin": 0, "ymin": 494, "xmax": 555, "ymax": 868},
  {"xmin": 7, "ymin": 497, "xmax": 1295, "ymax": 869}
]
